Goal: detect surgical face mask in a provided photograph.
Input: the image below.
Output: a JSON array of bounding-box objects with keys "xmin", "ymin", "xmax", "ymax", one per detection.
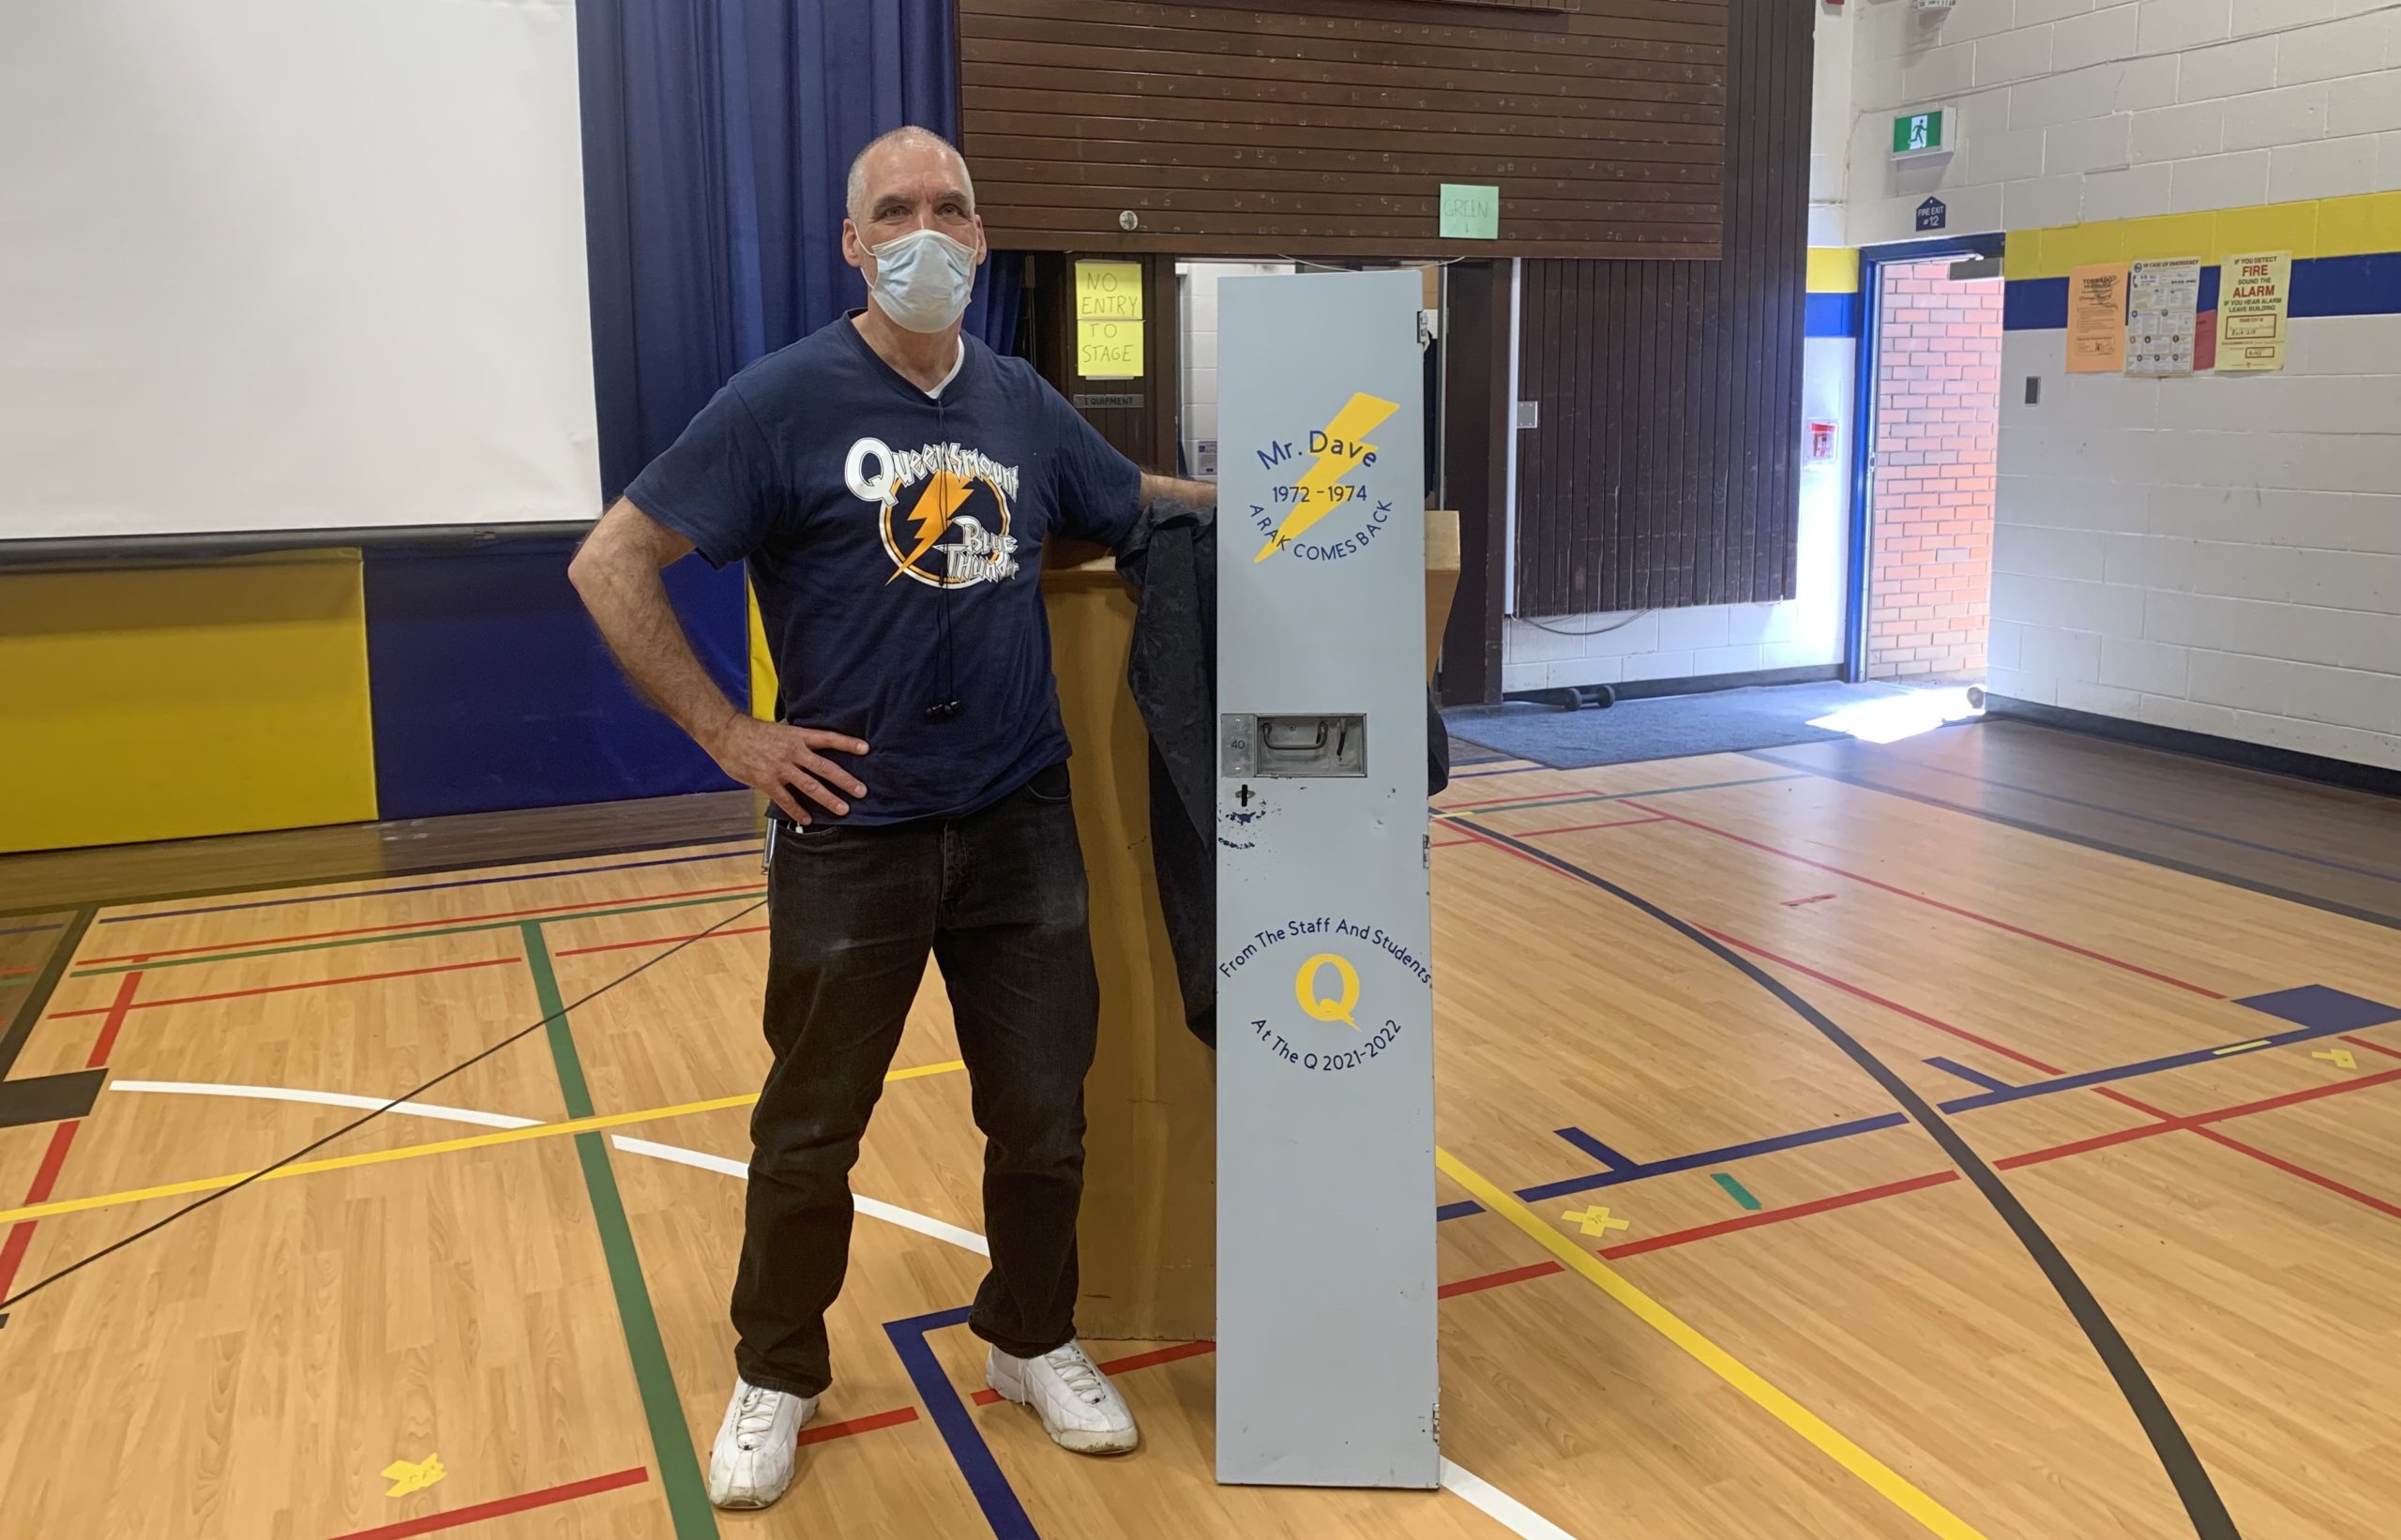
[{"xmin": 865, "ymin": 228, "xmax": 978, "ymax": 333}]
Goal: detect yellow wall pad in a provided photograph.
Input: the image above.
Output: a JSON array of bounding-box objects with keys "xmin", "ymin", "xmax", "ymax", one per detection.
[
  {"xmin": 0, "ymin": 1060, "xmax": 964, "ymax": 1227},
  {"xmin": 747, "ymin": 577, "xmax": 777, "ymax": 721},
  {"xmin": 1434, "ymin": 1147, "xmax": 1989, "ymax": 1540},
  {"xmin": 0, "ymin": 551, "xmax": 378, "ymax": 853},
  {"xmin": 2007, "ymin": 190, "xmax": 2401, "ymax": 279},
  {"xmin": 1807, "ymin": 247, "xmax": 1861, "ymax": 294}
]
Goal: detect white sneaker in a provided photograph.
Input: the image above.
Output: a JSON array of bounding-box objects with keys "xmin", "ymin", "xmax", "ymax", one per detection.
[
  {"xmin": 706, "ymin": 1376, "xmax": 820, "ymax": 1509},
  {"xmin": 986, "ymin": 1341, "xmax": 1140, "ymax": 1455}
]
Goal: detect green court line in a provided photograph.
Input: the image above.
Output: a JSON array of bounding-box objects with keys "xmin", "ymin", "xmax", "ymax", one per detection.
[
  {"xmin": 1438, "ymin": 772, "xmax": 1808, "ymax": 822},
  {"xmin": 1711, "ymin": 1171, "xmax": 1764, "ymax": 1212},
  {"xmin": 68, "ymin": 889, "xmax": 766, "ymax": 979},
  {"xmin": 521, "ymin": 920, "xmax": 718, "ymax": 1539}
]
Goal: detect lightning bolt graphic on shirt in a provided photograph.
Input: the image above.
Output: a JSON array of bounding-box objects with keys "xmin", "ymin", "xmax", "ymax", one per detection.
[{"xmin": 889, "ymin": 470, "xmax": 974, "ymax": 581}]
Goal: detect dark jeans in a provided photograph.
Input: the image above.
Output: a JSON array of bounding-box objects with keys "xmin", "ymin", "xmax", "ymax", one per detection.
[{"xmin": 732, "ymin": 762, "xmax": 1098, "ymax": 1398}]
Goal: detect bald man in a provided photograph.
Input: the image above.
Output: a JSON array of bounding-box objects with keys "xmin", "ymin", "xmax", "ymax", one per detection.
[{"xmin": 571, "ymin": 127, "xmax": 1209, "ymax": 1508}]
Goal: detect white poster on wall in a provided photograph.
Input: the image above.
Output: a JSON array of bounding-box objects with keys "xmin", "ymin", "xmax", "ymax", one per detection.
[{"xmin": 2125, "ymin": 258, "xmax": 2202, "ymax": 378}]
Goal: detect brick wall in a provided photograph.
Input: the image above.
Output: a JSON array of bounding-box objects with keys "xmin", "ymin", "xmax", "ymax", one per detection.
[{"xmin": 1866, "ymin": 264, "xmax": 2001, "ymax": 680}]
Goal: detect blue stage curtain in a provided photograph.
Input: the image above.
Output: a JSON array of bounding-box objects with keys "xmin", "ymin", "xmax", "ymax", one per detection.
[{"xmin": 578, "ymin": 0, "xmax": 1021, "ymax": 503}]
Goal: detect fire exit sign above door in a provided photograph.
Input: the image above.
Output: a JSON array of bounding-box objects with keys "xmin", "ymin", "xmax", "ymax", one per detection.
[{"xmin": 1892, "ymin": 107, "xmax": 1956, "ymax": 159}]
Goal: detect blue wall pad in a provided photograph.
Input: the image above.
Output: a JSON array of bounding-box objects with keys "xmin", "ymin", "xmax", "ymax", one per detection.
[{"xmin": 365, "ymin": 539, "xmax": 749, "ymax": 820}]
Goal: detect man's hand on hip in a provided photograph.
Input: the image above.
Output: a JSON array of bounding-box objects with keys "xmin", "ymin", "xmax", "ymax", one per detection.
[{"xmin": 707, "ymin": 716, "xmax": 870, "ymax": 825}]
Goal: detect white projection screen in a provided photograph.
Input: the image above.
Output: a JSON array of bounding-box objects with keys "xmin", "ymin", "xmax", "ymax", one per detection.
[{"xmin": 0, "ymin": 0, "xmax": 600, "ymax": 543}]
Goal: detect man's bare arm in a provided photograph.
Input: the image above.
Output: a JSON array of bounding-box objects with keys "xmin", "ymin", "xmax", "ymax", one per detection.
[
  {"xmin": 1140, "ymin": 472, "xmax": 1215, "ymax": 507},
  {"xmin": 568, "ymin": 500, "xmax": 868, "ymax": 824}
]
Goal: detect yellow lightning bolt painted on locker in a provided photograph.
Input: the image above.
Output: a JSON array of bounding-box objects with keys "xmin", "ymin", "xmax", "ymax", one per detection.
[
  {"xmin": 889, "ymin": 470, "xmax": 973, "ymax": 582},
  {"xmin": 1252, "ymin": 392, "xmax": 1401, "ymax": 563}
]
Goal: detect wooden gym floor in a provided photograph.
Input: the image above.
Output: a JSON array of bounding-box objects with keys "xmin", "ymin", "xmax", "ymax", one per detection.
[{"xmin": 2, "ymin": 720, "xmax": 2397, "ymax": 1539}]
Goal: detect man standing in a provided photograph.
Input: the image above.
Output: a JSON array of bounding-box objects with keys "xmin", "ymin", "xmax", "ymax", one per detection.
[{"xmin": 570, "ymin": 127, "xmax": 1210, "ymax": 1510}]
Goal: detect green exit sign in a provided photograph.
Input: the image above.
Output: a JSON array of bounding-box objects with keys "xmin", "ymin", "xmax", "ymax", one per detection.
[{"xmin": 1893, "ymin": 108, "xmax": 1955, "ymax": 159}]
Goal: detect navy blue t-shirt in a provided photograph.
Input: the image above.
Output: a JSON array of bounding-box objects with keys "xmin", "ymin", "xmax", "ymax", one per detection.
[{"xmin": 624, "ymin": 315, "xmax": 1142, "ymax": 824}]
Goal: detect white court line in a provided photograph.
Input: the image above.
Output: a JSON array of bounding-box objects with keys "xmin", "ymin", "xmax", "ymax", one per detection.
[
  {"xmin": 112, "ymin": 1083, "xmax": 1569, "ymax": 1532},
  {"xmin": 109, "ymin": 1079, "xmax": 536, "ymax": 1130},
  {"xmin": 1442, "ymin": 1459, "xmax": 1582, "ymax": 1539},
  {"xmin": 610, "ymin": 1136, "xmax": 990, "ymax": 1257},
  {"xmin": 107, "ymin": 1080, "xmax": 987, "ymax": 1256}
]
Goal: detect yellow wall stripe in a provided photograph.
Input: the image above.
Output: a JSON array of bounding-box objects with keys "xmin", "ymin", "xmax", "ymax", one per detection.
[
  {"xmin": 0, "ymin": 1060, "xmax": 965, "ymax": 1228},
  {"xmin": 0, "ymin": 551, "xmax": 378, "ymax": 853},
  {"xmin": 1807, "ymin": 247, "xmax": 1861, "ymax": 294},
  {"xmin": 2006, "ymin": 189, "xmax": 2401, "ymax": 279},
  {"xmin": 1436, "ymin": 1147, "xmax": 1989, "ymax": 1540}
]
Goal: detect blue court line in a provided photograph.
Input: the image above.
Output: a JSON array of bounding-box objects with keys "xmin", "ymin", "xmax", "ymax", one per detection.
[
  {"xmin": 883, "ymin": 1306, "xmax": 1038, "ymax": 1540},
  {"xmin": 1934, "ymin": 1014, "xmax": 2390, "ymax": 1114},
  {"xmin": 1467, "ymin": 995, "xmax": 2397, "ymax": 1222},
  {"xmin": 1449, "ymin": 764, "xmax": 1546, "ymax": 780},
  {"xmin": 1855, "ymin": 747, "xmax": 2401, "ymax": 887},
  {"xmin": 1554, "ymin": 1127, "xmax": 1638, "ymax": 1169},
  {"xmin": 98, "ymin": 842, "xmax": 760, "ymax": 925},
  {"xmin": 0, "ymin": 923, "xmax": 65, "ymax": 939},
  {"xmin": 1925, "ymin": 1056, "xmax": 2015, "ymax": 1094},
  {"xmin": 1525, "ymin": 1114, "xmax": 1911, "ymax": 1205}
]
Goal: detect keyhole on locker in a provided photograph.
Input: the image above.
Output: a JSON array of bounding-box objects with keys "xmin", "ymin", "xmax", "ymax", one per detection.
[{"xmin": 1237, "ymin": 784, "xmax": 1255, "ymax": 808}]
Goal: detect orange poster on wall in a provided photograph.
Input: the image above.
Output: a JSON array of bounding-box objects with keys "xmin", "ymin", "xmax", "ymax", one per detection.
[{"xmin": 2067, "ymin": 262, "xmax": 2128, "ymax": 372}]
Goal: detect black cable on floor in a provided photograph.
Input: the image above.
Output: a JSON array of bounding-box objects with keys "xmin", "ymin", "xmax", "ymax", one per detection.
[{"xmin": 0, "ymin": 898, "xmax": 768, "ymax": 1321}]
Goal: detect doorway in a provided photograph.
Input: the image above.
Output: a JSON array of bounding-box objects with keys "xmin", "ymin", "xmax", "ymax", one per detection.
[{"xmin": 1853, "ymin": 238, "xmax": 2005, "ymax": 684}]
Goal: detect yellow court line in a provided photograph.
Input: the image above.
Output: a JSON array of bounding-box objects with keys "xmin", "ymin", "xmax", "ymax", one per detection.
[
  {"xmin": 0, "ymin": 1060, "xmax": 966, "ymax": 1227},
  {"xmin": 1435, "ymin": 1147, "xmax": 1989, "ymax": 1540}
]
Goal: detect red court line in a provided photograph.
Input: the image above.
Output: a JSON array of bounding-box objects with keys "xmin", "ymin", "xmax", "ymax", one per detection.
[
  {"xmin": 1602, "ymin": 1172, "xmax": 1962, "ymax": 1261},
  {"xmin": 1508, "ymin": 814, "xmax": 1671, "ymax": 839},
  {"xmin": 77, "ymin": 883, "xmax": 763, "ymax": 966},
  {"xmin": 1619, "ymin": 800, "xmax": 2227, "ymax": 1000},
  {"xmin": 1434, "ymin": 787, "xmax": 1593, "ymax": 814},
  {"xmin": 1598, "ymin": 1064, "xmax": 2401, "ymax": 1263},
  {"xmin": 0, "ymin": 970, "xmax": 143, "ymax": 1305},
  {"xmin": 1456, "ymin": 812, "xmax": 2401, "ymax": 1236},
  {"xmin": 799, "ymin": 1406, "xmax": 922, "ymax": 1445},
  {"xmin": 47, "ymin": 958, "xmax": 519, "ymax": 1019},
  {"xmin": 1439, "ymin": 1259, "xmax": 1564, "ymax": 1298},
  {"xmin": 1700, "ymin": 929, "xmax": 2068, "ymax": 1077},
  {"xmin": 555, "ymin": 925, "xmax": 770, "ymax": 959},
  {"xmin": 2188, "ymin": 1125, "xmax": 2401, "ymax": 1220},
  {"xmin": 2348, "ymin": 1034, "xmax": 2401, "ymax": 1063},
  {"xmin": 2091, "ymin": 1075, "xmax": 2401, "ymax": 1221},
  {"xmin": 0, "ymin": 1120, "xmax": 82, "ymax": 1303},
  {"xmin": 320, "ymin": 1466, "xmax": 649, "ymax": 1540},
  {"xmin": 83, "ymin": 972, "xmax": 143, "ymax": 1068}
]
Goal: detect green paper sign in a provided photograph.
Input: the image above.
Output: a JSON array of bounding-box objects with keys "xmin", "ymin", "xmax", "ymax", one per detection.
[{"xmin": 1440, "ymin": 184, "xmax": 1500, "ymax": 241}]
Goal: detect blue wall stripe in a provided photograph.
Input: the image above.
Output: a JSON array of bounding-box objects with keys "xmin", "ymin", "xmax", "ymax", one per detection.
[
  {"xmin": 2006, "ymin": 249, "xmax": 2400, "ymax": 331},
  {"xmin": 2290, "ymin": 250, "xmax": 2401, "ymax": 317},
  {"xmin": 1805, "ymin": 291, "xmax": 1861, "ymax": 340}
]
